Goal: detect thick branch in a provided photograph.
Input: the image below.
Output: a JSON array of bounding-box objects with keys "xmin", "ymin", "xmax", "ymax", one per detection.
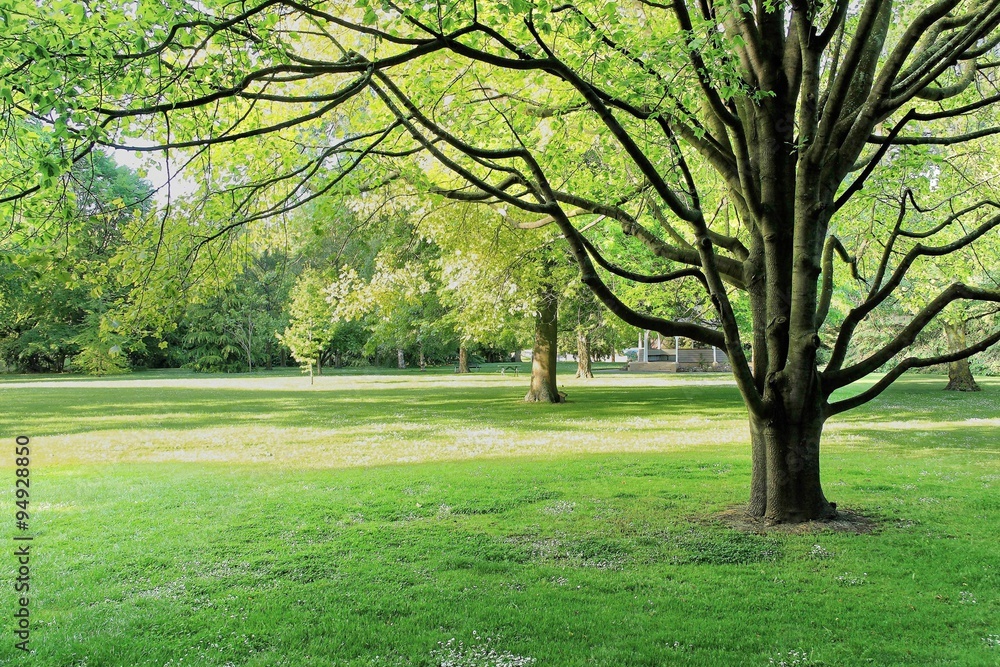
[
  {"xmin": 815, "ymin": 235, "xmax": 861, "ymax": 329},
  {"xmin": 827, "ymin": 326, "xmax": 1000, "ymax": 415},
  {"xmin": 550, "ymin": 190, "xmax": 746, "ymax": 286},
  {"xmin": 669, "ymin": 0, "xmax": 741, "ymax": 129},
  {"xmin": 544, "ymin": 205, "xmax": 726, "ymax": 347},
  {"xmin": 913, "ymin": 59, "xmax": 977, "ymax": 100},
  {"xmin": 579, "ymin": 235, "xmax": 710, "ymax": 288},
  {"xmin": 827, "ymin": 211, "xmax": 1000, "ymax": 373},
  {"xmin": 826, "ymin": 283, "xmax": 1000, "ymax": 390}
]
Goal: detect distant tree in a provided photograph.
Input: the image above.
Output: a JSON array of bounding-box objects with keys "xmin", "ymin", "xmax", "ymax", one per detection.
[
  {"xmin": 281, "ymin": 267, "xmax": 369, "ymax": 373},
  {"xmin": 179, "ymin": 253, "xmax": 292, "ymax": 372}
]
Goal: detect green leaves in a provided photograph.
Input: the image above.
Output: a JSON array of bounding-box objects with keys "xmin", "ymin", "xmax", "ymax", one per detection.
[{"xmin": 0, "ymin": 148, "xmax": 158, "ymax": 373}]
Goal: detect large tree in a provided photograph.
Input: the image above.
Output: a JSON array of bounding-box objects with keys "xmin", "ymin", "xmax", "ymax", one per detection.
[{"xmin": 5, "ymin": 0, "xmax": 1000, "ymax": 522}]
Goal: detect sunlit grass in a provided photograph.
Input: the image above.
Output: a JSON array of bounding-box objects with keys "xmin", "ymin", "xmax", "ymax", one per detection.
[
  {"xmin": 0, "ymin": 365, "xmax": 750, "ymax": 469},
  {"xmin": 0, "ymin": 366, "xmax": 997, "ymax": 666}
]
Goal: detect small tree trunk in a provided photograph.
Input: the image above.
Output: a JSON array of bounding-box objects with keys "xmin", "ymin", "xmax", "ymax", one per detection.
[
  {"xmin": 457, "ymin": 345, "xmax": 470, "ymax": 373},
  {"xmin": 247, "ymin": 315, "xmax": 254, "ymax": 373},
  {"xmin": 944, "ymin": 321, "xmax": 980, "ymax": 391},
  {"xmin": 397, "ymin": 348, "xmax": 406, "ymax": 369},
  {"xmin": 575, "ymin": 329, "xmax": 593, "ymax": 379},
  {"xmin": 334, "ymin": 351, "xmax": 342, "ymax": 368},
  {"xmin": 525, "ymin": 288, "xmax": 563, "ymax": 403},
  {"xmin": 316, "ymin": 354, "xmax": 323, "ymax": 376},
  {"xmin": 419, "ymin": 348, "xmax": 426, "ymax": 371}
]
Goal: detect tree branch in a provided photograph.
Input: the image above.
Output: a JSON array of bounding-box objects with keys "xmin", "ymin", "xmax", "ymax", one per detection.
[
  {"xmin": 578, "ymin": 234, "xmax": 710, "ymax": 288},
  {"xmin": 549, "ymin": 190, "xmax": 746, "ymax": 286},
  {"xmin": 868, "ymin": 125, "xmax": 1000, "ymax": 145},
  {"xmin": 826, "ymin": 326, "xmax": 1000, "ymax": 415},
  {"xmin": 826, "ymin": 283, "xmax": 1000, "ymax": 390},
  {"xmin": 826, "ymin": 210, "xmax": 1000, "ymax": 374},
  {"xmin": 815, "ymin": 235, "xmax": 862, "ymax": 330}
]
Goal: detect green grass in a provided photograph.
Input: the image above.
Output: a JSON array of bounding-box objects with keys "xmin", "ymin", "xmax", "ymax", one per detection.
[{"xmin": 0, "ymin": 368, "xmax": 997, "ymax": 666}]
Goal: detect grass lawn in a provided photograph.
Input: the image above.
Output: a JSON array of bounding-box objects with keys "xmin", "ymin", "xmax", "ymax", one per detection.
[{"xmin": 0, "ymin": 365, "xmax": 997, "ymax": 666}]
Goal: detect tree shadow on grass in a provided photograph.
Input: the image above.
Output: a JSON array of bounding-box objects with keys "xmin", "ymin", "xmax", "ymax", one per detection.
[{"xmin": 0, "ymin": 382, "xmax": 749, "ymax": 438}]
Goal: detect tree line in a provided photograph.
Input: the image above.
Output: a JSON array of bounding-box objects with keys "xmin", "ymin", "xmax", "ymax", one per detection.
[{"xmin": 0, "ymin": 151, "xmax": 636, "ymax": 380}]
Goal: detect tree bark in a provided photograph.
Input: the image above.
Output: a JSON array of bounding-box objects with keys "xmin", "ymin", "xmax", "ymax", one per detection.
[
  {"xmin": 525, "ymin": 287, "xmax": 563, "ymax": 403},
  {"xmin": 575, "ymin": 329, "xmax": 593, "ymax": 378},
  {"xmin": 316, "ymin": 355, "xmax": 322, "ymax": 376},
  {"xmin": 746, "ymin": 376, "xmax": 837, "ymax": 524},
  {"xmin": 944, "ymin": 322, "xmax": 980, "ymax": 391},
  {"xmin": 397, "ymin": 348, "xmax": 406, "ymax": 369},
  {"xmin": 457, "ymin": 345, "xmax": 469, "ymax": 373},
  {"xmin": 747, "ymin": 425, "xmax": 768, "ymax": 518}
]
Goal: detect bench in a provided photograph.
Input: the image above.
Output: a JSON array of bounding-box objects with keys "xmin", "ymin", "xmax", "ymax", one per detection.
[
  {"xmin": 498, "ymin": 366, "xmax": 519, "ymax": 377},
  {"xmin": 455, "ymin": 364, "xmax": 482, "ymax": 372}
]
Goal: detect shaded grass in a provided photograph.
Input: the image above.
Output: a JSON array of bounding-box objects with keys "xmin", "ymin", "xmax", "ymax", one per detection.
[{"xmin": 0, "ymin": 369, "xmax": 997, "ymax": 666}]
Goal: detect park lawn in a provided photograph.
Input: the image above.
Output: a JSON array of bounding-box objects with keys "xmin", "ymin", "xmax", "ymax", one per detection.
[{"xmin": 0, "ymin": 367, "xmax": 997, "ymax": 666}]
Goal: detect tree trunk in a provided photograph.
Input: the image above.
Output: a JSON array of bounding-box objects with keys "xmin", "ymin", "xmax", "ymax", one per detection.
[
  {"xmin": 748, "ymin": 423, "xmax": 768, "ymax": 518},
  {"xmin": 333, "ymin": 351, "xmax": 342, "ymax": 368},
  {"xmin": 316, "ymin": 354, "xmax": 322, "ymax": 376},
  {"xmin": 457, "ymin": 345, "xmax": 469, "ymax": 373},
  {"xmin": 247, "ymin": 314, "xmax": 253, "ymax": 373},
  {"xmin": 944, "ymin": 321, "xmax": 980, "ymax": 391},
  {"xmin": 525, "ymin": 287, "xmax": 563, "ymax": 403},
  {"xmin": 575, "ymin": 329, "xmax": 593, "ymax": 379},
  {"xmin": 746, "ymin": 377, "xmax": 837, "ymax": 524},
  {"xmin": 397, "ymin": 348, "xmax": 406, "ymax": 369},
  {"xmin": 419, "ymin": 348, "xmax": 426, "ymax": 371}
]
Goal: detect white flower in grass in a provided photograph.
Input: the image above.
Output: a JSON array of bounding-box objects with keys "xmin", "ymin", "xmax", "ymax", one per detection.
[
  {"xmin": 769, "ymin": 649, "xmax": 814, "ymax": 666},
  {"xmin": 808, "ymin": 544, "xmax": 834, "ymax": 560},
  {"xmin": 430, "ymin": 631, "xmax": 536, "ymax": 667}
]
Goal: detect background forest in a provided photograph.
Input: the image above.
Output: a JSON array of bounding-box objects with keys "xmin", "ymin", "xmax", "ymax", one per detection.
[
  {"xmin": 2, "ymin": 146, "xmax": 997, "ymax": 388},
  {"xmin": 0, "ymin": 149, "xmax": 642, "ymax": 375}
]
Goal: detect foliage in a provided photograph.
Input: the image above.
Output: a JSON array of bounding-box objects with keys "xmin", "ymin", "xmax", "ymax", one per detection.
[
  {"xmin": 177, "ymin": 253, "xmax": 292, "ymax": 372},
  {"xmin": 281, "ymin": 267, "xmax": 369, "ymax": 370},
  {"xmin": 0, "ymin": 149, "xmax": 153, "ymax": 373}
]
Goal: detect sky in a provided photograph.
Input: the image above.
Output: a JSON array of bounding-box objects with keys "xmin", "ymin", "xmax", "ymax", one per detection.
[{"xmin": 111, "ymin": 145, "xmax": 196, "ymax": 208}]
